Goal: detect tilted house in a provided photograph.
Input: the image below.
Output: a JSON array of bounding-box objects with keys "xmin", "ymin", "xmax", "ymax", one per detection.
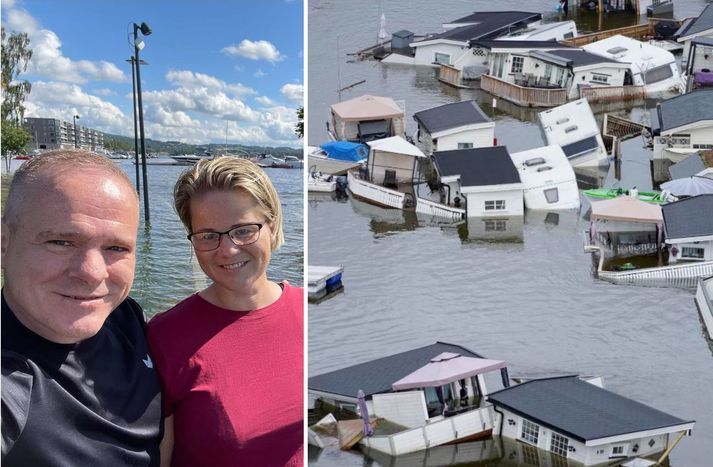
[
  {"xmin": 487, "ymin": 376, "xmax": 695, "ymax": 466},
  {"xmin": 650, "ymin": 89, "xmax": 713, "ymax": 162},
  {"xmin": 413, "ymin": 100, "xmax": 495, "ymax": 154},
  {"xmin": 676, "ymin": 3, "xmax": 713, "ymax": 72},
  {"xmin": 662, "ymin": 194, "xmax": 713, "ymax": 263}
]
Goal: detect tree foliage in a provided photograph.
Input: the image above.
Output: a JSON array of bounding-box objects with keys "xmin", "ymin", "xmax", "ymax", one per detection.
[
  {"xmin": 1, "ymin": 119, "xmax": 31, "ymax": 155},
  {"xmin": 295, "ymin": 106, "xmax": 304, "ymax": 139},
  {"xmin": 2, "ymin": 26, "xmax": 33, "ymax": 124}
]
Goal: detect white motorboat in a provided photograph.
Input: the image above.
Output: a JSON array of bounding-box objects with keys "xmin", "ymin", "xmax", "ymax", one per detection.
[{"xmin": 307, "ymin": 144, "xmax": 366, "ymax": 175}]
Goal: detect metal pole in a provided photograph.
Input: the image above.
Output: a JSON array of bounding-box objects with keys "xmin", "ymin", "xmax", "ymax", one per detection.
[
  {"xmin": 128, "ymin": 57, "xmax": 141, "ymax": 194},
  {"xmin": 134, "ymin": 24, "xmax": 150, "ymax": 222}
]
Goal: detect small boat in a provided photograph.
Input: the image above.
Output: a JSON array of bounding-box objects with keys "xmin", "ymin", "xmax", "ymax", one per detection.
[
  {"xmin": 284, "ymin": 155, "xmax": 303, "ymax": 169},
  {"xmin": 308, "ymin": 142, "xmax": 367, "ymax": 175},
  {"xmin": 308, "ymin": 171, "xmax": 337, "ymax": 193},
  {"xmin": 583, "ymin": 188, "xmax": 671, "ymax": 204}
]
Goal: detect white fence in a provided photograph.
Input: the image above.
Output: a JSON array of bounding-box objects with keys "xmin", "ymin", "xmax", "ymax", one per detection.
[
  {"xmin": 348, "ymin": 171, "xmax": 405, "ymax": 209},
  {"xmin": 415, "ymin": 197, "xmax": 465, "ymax": 222}
]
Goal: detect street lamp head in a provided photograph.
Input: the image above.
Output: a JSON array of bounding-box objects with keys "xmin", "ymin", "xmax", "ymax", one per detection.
[{"xmin": 138, "ymin": 22, "xmax": 152, "ymax": 36}]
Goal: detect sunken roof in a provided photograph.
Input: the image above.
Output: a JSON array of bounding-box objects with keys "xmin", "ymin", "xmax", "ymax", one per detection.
[
  {"xmin": 677, "ymin": 3, "xmax": 713, "ymax": 38},
  {"xmin": 669, "ymin": 154, "xmax": 706, "ymax": 180},
  {"xmin": 413, "ymin": 100, "xmax": 491, "ymax": 135},
  {"xmin": 487, "ymin": 376, "xmax": 694, "ymax": 443},
  {"xmin": 655, "ymin": 89, "xmax": 713, "ymax": 132},
  {"xmin": 308, "ymin": 342, "xmax": 483, "ymax": 399},
  {"xmin": 662, "ymin": 194, "xmax": 713, "ymax": 240},
  {"xmin": 433, "ymin": 146, "xmax": 521, "ymax": 187},
  {"xmin": 470, "ymin": 39, "xmax": 571, "ymax": 50},
  {"xmin": 546, "ymin": 49, "xmax": 623, "ymax": 67},
  {"xmin": 431, "ymin": 11, "xmax": 541, "ymax": 42}
]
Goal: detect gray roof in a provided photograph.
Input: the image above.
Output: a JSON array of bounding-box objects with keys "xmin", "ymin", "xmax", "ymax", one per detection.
[
  {"xmin": 677, "ymin": 3, "xmax": 713, "ymax": 38},
  {"xmin": 413, "ymin": 100, "xmax": 491, "ymax": 134},
  {"xmin": 308, "ymin": 342, "xmax": 483, "ymax": 399},
  {"xmin": 432, "ymin": 11, "xmax": 541, "ymax": 42},
  {"xmin": 662, "ymin": 194, "xmax": 713, "ymax": 239},
  {"xmin": 487, "ymin": 376, "xmax": 694, "ymax": 443},
  {"xmin": 433, "ymin": 146, "xmax": 521, "ymax": 187},
  {"xmin": 655, "ymin": 89, "xmax": 713, "ymax": 132},
  {"xmin": 669, "ymin": 154, "xmax": 705, "ymax": 180},
  {"xmin": 546, "ymin": 49, "xmax": 623, "ymax": 67},
  {"xmin": 471, "ymin": 39, "xmax": 570, "ymax": 50}
]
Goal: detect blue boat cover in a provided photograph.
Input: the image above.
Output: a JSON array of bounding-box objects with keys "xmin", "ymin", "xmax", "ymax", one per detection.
[{"xmin": 320, "ymin": 141, "xmax": 368, "ymax": 162}]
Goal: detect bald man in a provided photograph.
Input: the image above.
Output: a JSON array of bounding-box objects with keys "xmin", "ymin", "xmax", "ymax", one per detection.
[{"xmin": 1, "ymin": 150, "xmax": 162, "ymax": 466}]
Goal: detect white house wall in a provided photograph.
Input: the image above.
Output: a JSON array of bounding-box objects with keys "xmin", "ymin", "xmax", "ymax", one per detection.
[
  {"xmin": 413, "ymin": 42, "xmax": 469, "ymax": 66},
  {"xmin": 569, "ymin": 67, "xmax": 627, "ymax": 99},
  {"xmin": 462, "ymin": 186, "xmax": 524, "ymax": 218},
  {"xmin": 434, "ymin": 126, "xmax": 496, "ymax": 151},
  {"xmin": 668, "ymin": 240, "xmax": 713, "ymax": 262},
  {"xmin": 370, "ymin": 151, "xmax": 418, "ymax": 184},
  {"xmin": 371, "ymin": 391, "xmax": 429, "ymax": 428}
]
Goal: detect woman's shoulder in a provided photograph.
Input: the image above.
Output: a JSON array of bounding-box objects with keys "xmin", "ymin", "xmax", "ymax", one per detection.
[{"xmin": 147, "ymin": 293, "xmax": 203, "ymax": 333}]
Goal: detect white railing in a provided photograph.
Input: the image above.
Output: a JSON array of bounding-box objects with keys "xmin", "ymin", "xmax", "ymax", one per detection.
[
  {"xmin": 695, "ymin": 277, "xmax": 713, "ymax": 339},
  {"xmin": 415, "ymin": 197, "xmax": 465, "ymax": 222},
  {"xmin": 347, "ymin": 171, "xmax": 406, "ymax": 209},
  {"xmin": 360, "ymin": 406, "xmax": 494, "ymax": 456}
]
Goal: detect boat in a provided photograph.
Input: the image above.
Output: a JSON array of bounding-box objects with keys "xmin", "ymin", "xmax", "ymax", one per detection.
[
  {"xmin": 308, "ymin": 171, "xmax": 337, "ymax": 193},
  {"xmin": 255, "ymin": 154, "xmax": 288, "ymax": 168},
  {"xmin": 308, "ymin": 142, "xmax": 367, "ymax": 175},
  {"xmin": 284, "ymin": 155, "xmax": 303, "ymax": 169},
  {"xmin": 308, "ymin": 265, "xmax": 344, "ymax": 302},
  {"xmin": 583, "ymin": 188, "xmax": 672, "ymax": 204}
]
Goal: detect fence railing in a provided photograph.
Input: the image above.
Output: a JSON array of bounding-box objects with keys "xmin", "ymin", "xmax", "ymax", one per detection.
[{"xmin": 480, "ymin": 74, "xmax": 567, "ymax": 108}]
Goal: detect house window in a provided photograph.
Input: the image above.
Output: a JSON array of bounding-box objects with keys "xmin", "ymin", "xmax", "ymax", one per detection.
[
  {"xmin": 555, "ymin": 67, "xmax": 565, "ymax": 86},
  {"xmin": 644, "ymin": 63, "xmax": 674, "ymax": 84},
  {"xmin": 693, "ymin": 144, "xmax": 713, "ymax": 149},
  {"xmin": 521, "ymin": 419, "xmax": 540, "ymax": 445},
  {"xmin": 511, "ymin": 56, "xmax": 524, "ymax": 73},
  {"xmin": 457, "ymin": 142, "xmax": 473, "ymax": 149},
  {"xmin": 484, "ymin": 200, "xmax": 506, "ymax": 211},
  {"xmin": 550, "ymin": 433, "xmax": 569, "ymax": 457},
  {"xmin": 591, "ymin": 73, "xmax": 609, "ymax": 84},
  {"xmin": 484, "ymin": 219, "xmax": 507, "ymax": 231},
  {"xmin": 435, "ymin": 52, "xmax": 451, "ymax": 65},
  {"xmin": 611, "ymin": 445, "xmax": 627, "ymax": 457},
  {"xmin": 681, "ymin": 247, "xmax": 705, "ymax": 259},
  {"xmin": 544, "ymin": 63, "xmax": 553, "ymax": 81},
  {"xmin": 544, "ymin": 188, "xmax": 559, "ymax": 204}
]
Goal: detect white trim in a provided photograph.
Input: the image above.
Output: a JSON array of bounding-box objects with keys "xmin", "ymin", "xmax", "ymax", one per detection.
[
  {"xmin": 665, "ymin": 235, "xmax": 713, "ymax": 244},
  {"xmin": 410, "ymin": 38, "xmax": 467, "ymax": 48},
  {"xmin": 584, "ymin": 423, "xmax": 695, "ymax": 447},
  {"xmin": 308, "ymin": 389, "xmax": 359, "ymax": 404},
  {"xmin": 431, "ymin": 121, "xmax": 495, "ymax": 139},
  {"xmin": 462, "ymin": 182, "xmax": 523, "ymax": 193},
  {"xmin": 660, "ymin": 120, "xmax": 713, "ymax": 136},
  {"xmin": 677, "ymin": 28, "xmax": 713, "ymax": 43}
]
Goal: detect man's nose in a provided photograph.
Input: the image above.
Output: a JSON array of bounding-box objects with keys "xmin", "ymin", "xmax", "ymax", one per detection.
[{"xmin": 69, "ymin": 248, "xmax": 109, "ymax": 285}]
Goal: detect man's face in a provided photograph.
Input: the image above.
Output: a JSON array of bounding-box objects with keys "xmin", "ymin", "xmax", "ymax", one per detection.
[{"xmin": 1, "ymin": 168, "xmax": 139, "ymax": 344}]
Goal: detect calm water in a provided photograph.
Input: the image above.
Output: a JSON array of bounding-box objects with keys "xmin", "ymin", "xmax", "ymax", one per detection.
[
  {"xmin": 308, "ymin": 1, "xmax": 713, "ymax": 466},
  {"xmin": 1, "ymin": 158, "xmax": 304, "ymax": 316}
]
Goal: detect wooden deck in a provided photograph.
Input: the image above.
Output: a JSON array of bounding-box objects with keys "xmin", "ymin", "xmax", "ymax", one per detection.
[
  {"xmin": 438, "ymin": 64, "xmax": 469, "ymax": 89},
  {"xmin": 480, "ymin": 74, "xmax": 567, "ymax": 108},
  {"xmin": 580, "ymin": 85, "xmax": 645, "ymax": 103}
]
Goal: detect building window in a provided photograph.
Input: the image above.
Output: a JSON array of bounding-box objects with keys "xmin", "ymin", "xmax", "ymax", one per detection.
[
  {"xmin": 521, "ymin": 419, "xmax": 540, "ymax": 445},
  {"xmin": 511, "ymin": 56, "xmax": 524, "ymax": 73},
  {"xmin": 484, "ymin": 200, "xmax": 506, "ymax": 211},
  {"xmin": 457, "ymin": 142, "xmax": 473, "ymax": 149},
  {"xmin": 693, "ymin": 144, "xmax": 713, "ymax": 149},
  {"xmin": 484, "ymin": 219, "xmax": 507, "ymax": 231},
  {"xmin": 550, "ymin": 433, "xmax": 569, "ymax": 457},
  {"xmin": 591, "ymin": 73, "xmax": 609, "ymax": 84},
  {"xmin": 544, "ymin": 188, "xmax": 559, "ymax": 204},
  {"xmin": 435, "ymin": 52, "xmax": 451, "ymax": 65},
  {"xmin": 681, "ymin": 247, "xmax": 705, "ymax": 259},
  {"xmin": 544, "ymin": 63, "xmax": 553, "ymax": 81},
  {"xmin": 611, "ymin": 445, "xmax": 627, "ymax": 457},
  {"xmin": 556, "ymin": 67, "xmax": 565, "ymax": 86}
]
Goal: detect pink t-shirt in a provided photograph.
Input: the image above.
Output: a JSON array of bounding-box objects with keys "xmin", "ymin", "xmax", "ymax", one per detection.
[{"xmin": 147, "ymin": 284, "xmax": 304, "ymax": 466}]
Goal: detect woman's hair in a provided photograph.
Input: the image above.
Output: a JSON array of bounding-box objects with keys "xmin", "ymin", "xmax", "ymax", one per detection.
[{"xmin": 174, "ymin": 156, "xmax": 284, "ymax": 251}]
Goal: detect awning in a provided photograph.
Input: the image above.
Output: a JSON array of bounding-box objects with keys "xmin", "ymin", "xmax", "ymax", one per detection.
[
  {"xmin": 367, "ymin": 136, "xmax": 426, "ymax": 158},
  {"xmin": 392, "ymin": 352, "xmax": 507, "ymax": 391},
  {"xmin": 590, "ymin": 196, "xmax": 663, "ymax": 224},
  {"xmin": 331, "ymin": 95, "xmax": 404, "ymax": 121}
]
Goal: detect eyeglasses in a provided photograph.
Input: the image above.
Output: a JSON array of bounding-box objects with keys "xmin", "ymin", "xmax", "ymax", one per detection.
[{"xmin": 187, "ymin": 223, "xmax": 263, "ymax": 251}]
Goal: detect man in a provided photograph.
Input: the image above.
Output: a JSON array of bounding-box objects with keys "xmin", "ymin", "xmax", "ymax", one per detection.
[{"xmin": 1, "ymin": 150, "xmax": 162, "ymax": 465}]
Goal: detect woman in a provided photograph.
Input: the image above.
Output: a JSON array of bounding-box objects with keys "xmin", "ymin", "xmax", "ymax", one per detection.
[{"xmin": 147, "ymin": 157, "xmax": 303, "ymax": 466}]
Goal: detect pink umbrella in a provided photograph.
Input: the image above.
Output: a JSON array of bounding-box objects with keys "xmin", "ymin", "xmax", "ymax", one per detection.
[{"xmin": 392, "ymin": 352, "xmax": 507, "ymax": 391}]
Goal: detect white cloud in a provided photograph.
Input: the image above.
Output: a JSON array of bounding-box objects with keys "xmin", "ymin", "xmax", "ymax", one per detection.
[
  {"xmin": 222, "ymin": 39, "xmax": 285, "ymax": 63},
  {"xmin": 256, "ymin": 96, "xmax": 276, "ymax": 106},
  {"xmin": 165, "ymin": 70, "xmax": 256, "ymax": 97},
  {"xmin": 94, "ymin": 88, "xmax": 117, "ymax": 96},
  {"xmin": 280, "ymin": 83, "xmax": 303, "ymax": 104},
  {"xmin": 253, "ymin": 69, "xmax": 266, "ymax": 78},
  {"xmin": 142, "ymin": 87, "xmax": 257, "ymax": 122},
  {"xmin": 2, "ymin": 6, "xmax": 127, "ymax": 84}
]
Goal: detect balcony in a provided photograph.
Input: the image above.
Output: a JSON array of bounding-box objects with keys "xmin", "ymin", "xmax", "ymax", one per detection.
[{"xmin": 480, "ymin": 74, "xmax": 567, "ymax": 108}]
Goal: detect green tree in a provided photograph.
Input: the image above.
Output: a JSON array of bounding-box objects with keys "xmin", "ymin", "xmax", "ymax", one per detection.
[
  {"xmin": 1, "ymin": 119, "xmax": 31, "ymax": 156},
  {"xmin": 294, "ymin": 106, "xmax": 303, "ymax": 138},
  {"xmin": 1, "ymin": 26, "xmax": 33, "ymax": 124}
]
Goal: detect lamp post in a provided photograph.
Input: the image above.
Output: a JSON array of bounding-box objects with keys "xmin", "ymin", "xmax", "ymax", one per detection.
[
  {"xmin": 73, "ymin": 114, "xmax": 80, "ymax": 148},
  {"xmin": 133, "ymin": 21, "xmax": 152, "ymax": 222},
  {"xmin": 126, "ymin": 57, "xmax": 147, "ymax": 194}
]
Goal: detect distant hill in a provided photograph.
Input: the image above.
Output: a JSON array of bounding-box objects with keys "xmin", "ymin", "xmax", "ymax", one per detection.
[{"xmin": 104, "ymin": 133, "xmax": 303, "ymax": 158}]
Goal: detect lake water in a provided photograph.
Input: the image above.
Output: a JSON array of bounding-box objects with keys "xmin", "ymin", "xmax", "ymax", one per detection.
[
  {"xmin": 1, "ymin": 158, "xmax": 304, "ymax": 316},
  {"xmin": 307, "ymin": 1, "xmax": 713, "ymax": 466}
]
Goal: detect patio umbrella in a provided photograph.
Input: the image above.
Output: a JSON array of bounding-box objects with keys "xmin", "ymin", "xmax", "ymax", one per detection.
[
  {"xmin": 661, "ymin": 175, "xmax": 713, "ymax": 197},
  {"xmin": 391, "ymin": 352, "xmax": 507, "ymax": 390},
  {"xmin": 357, "ymin": 389, "xmax": 373, "ymax": 437}
]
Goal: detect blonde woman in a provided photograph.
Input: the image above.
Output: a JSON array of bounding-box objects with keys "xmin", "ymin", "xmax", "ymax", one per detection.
[{"xmin": 148, "ymin": 157, "xmax": 303, "ymax": 466}]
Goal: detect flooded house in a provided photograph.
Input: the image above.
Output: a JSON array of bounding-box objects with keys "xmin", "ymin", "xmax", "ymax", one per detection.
[
  {"xmin": 582, "ymin": 35, "xmax": 683, "ymax": 97},
  {"xmin": 650, "ymin": 89, "xmax": 713, "ymax": 162},
  {"xmin": 412, "ymin": 100, "xmax": 495, "ymax": 154},
  {"xmin": 327, "ymin": 94, "xmax": 405, "ymax": 142},
  {"xmin": 662, "ymin": 194, "xmax": 713, "ymax": 264},
  {"xmin": 676, "ymin": 3, "xmax": 713, "ymax": 68},
  {"xmin": 432, "ymin": 146, "xmax": 523, "ymax": 217},
  {"xmin": 487, "ymin": 376, "xmax": 695, "ymax": 466}
]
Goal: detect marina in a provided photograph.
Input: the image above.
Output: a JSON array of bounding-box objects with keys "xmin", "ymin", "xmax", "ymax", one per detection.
[{"xmin": 309, "ymin": 0, "xmax": 713, "ymax": 466}]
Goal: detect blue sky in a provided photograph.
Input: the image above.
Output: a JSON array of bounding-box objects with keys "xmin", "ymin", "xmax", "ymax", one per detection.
[{"xmin": 2, "ymin": 0, "xmax": 304, "ymax": 147}]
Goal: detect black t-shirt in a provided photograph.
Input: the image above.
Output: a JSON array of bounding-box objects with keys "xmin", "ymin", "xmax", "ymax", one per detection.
[{"xmin": 1, "ymin": 293, "xmax": 162, "ymax": 466}]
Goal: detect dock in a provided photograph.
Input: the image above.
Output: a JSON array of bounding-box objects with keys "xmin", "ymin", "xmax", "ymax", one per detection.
[{"xmin": 308, "ymin": 265, "xmax": 344, "ymax": 302}]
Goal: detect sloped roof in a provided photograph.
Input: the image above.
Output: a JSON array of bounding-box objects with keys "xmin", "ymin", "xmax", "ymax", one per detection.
[
  {"xmin": 331, "ymin": 95, "xmax": 404, "ymax": 121},
  {"xmin": 413, "ymin": 100, "xmax": 491, "ymax": 135},
  {"xmin": 677, "ymin": 3, "xmax": 713, "ymax": 39},
  {"xmin": 590, "ymin": 196, "xmax": 663, "ymax": 224},
  {"xmin": 669, "ymin": 153, "xmax": 706, "ymax": 180},
  {"xmin": 655, "ymin": 89, "xmax": 713, "ymax": 133},
  {"xmin": 367, "ymin": 136, "xmax": 426, "ymax": 158},
  {"xmin": 433, "ymin": 146, "xmax": 520, "ymax": 187},
  {"xmin": 446, "ymin": 11, "xmax": 541, "ymax": 28},
  {"xmin": 426, "ymin": 11, "xmax": 541, "ymax": 43},
  {"xmin": 308, "ymin": 342, "xmax": 484, "ymax": 399},
  {"xmin": 546, "ymin": 49, "xmax": 623, "ymax": 67},
  {"xmin": 471, "ymin": 39, "xmax": 570, "ymax": 50},
  {"xmin": 487, "ymin": 376, "xmax": 694, "ymax": 443},
  {"xmin": 662, "ymin": 194, "xmax": 713, "ymax": 240}
]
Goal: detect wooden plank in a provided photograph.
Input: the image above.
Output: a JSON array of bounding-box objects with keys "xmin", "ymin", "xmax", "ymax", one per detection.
[{"xmin": 337, "ymin": 419, "xmax": 377, "ymax": 450}]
